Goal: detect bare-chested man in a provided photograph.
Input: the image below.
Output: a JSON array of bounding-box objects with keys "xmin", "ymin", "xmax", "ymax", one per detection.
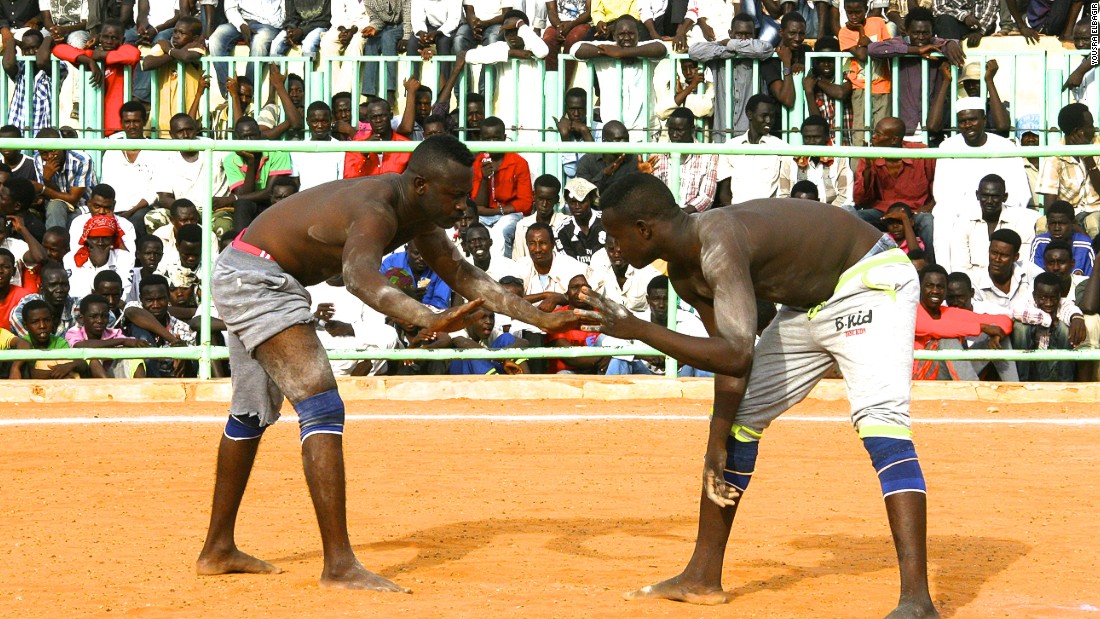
[
  {"xmin": 580, "ymin": 173, "xmax": 936, "ymax": 618},
  {"xmin": 196, "ymin": 135, "xmax": 577, "ymax": 591}
]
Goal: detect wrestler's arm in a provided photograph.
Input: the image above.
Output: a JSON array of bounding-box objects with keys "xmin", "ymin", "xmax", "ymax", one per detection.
[
  {"xmin": 342, "ymin": 208, "xmax": 483, "ymax": 331},
  {"xmin": 412, "ymin": 227, "xmax": 577, "ymax": 332}
]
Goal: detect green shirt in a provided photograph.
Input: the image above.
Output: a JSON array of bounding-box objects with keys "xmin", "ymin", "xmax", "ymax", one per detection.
[{"xmin": 223, "ymin": 151, "xmax": 294, "ymax": 193}]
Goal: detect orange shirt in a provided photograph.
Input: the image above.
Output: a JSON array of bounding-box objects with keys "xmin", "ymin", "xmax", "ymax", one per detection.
[
  {"xmin": 344, "ymin": 131, "xmax": 412, "ymax": 178},
  {"xmin": 839, "ymin": 17, "xmax": 892, "ymax": 94},
  {"xmin": 470, "ymin": 152, "xmax": 533, "ymax": 216},
  {"xmin": 52, "ymin": 44, "xmax": 142, "ymax": 135},
  {"xmin": 0, "ymin": 285, "xmax": 31, "ymax": 332}
]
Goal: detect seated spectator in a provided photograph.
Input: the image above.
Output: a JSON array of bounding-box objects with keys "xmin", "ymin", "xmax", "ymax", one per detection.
[
  {"xmin": 291, "ymin": 102, "xmax": 345, "ymax": 190},
  {"xmin": 932, "ymin": 0, "xmax": 1030, "ymax": 44},
  {"xmin": 360, "ymin": 0, "xmax": 407, "ymax": 101},
  {"xmin": 1011, "ymin": 271, "xmax": 1086, "ymax": 382},
  {"xmin": 912, "ymin": 264, "xmax": 1014, "ymax": 381},
  {"xmin": 466, "ymin": 223, "xmax": 520, "ymax": 280},
  {"xmin": 430, "ymin": 84, "xmax": 486, "ymax": 139},
  {"xmin": 1064, "ymin": 20, "xmax": 1097, "ymax": 111},
  {"xmin": 0, "ymin": 125, "xmax": 40, "ymax": 182},
  {"xmin": 40, "ymin": 227, "xmax": 68, "ymax": 264},
  {"xmin": 542, "ymin": 0, "xmax": 591, "ymax": 81},
  {"xmin": 329, "ymin": 91, "xmax": 356, "ymax": 140},
  {"xmin": 471, "ymin": 117, "xmax": 533, "ymax": 258},
  {"xmin": 270, "ymin": 0, "xmax": 331, "ymax": 57},
  {"xmin": 789, "ymin": 179, "xmax": 820, "ymax": 201},
  {"xmin": 656, "ymin": 58, "xmax": 715, "ymax": 122},
  {"xmin": 838, "ymin": 0, "xmax": 891, "ymax": 146},
  {"xmin": 32, "ymin": 128, "xmax": 98, "ymax": 229},
  {"xmin": 148, "ymin": 200, "xmax": 198, "ymax": 269},
  {"xmin": 150, "ymin": 114, "xmax": 233, "ymax": 239},
  {"xmin": 927, "ymin": 60, "xmax": 1010, "ymax": 137},
  {"xmin": 394, "ymin": 79, "xmax": 435, "ymax": 140},
  {"xmin": 932, "ymin": 99, "xmax": 1030, "ymax": 269},
  {"xmin": 52, "ymin": 19, "xmax": 140, "ymax": 135},
  {"xmin": 1037, "ymin": 103, "xmax": 1100, "ymax": 237},
  {"xmin": 572, "ymin": 16, "xmax": 668, "ymax": 140},
  {"xmin": 0, "ymin": 322, "xmax": 30, "ymax": 377},
  {"xmin": 546, "ymin": 274, "xmax": 604, "ymax": 374},
  {"xmin": 345, "ymin": 99, "xmax": 413, "ymax": 178},
  {"xmin": 883, "ymin": 203, "xmax": 925, "ymax": 254},
  {"xmin": 64, "ymin": 293, "xmax": 148, "ymax": 378},
  {"xmin": 319, "ymin": 3, "xmax": 369, "ymax": 94},
  {"xmin": 212, "ymin": 76, "xmax": 256, "ymax": 139},
  {"xmin": 126, "ymin": 274, "xmax": 197, "ymax": 377},
  {"xmin": 514, "ymin": 174, "xmax": 566, "ymax": 260},
  {"xmin": 256, "ymin": 67, "xmax": 306, "ymax": 141},
  {"xmin": 309, "ymin": 274, "xmax": 397, "ymax": 377},
  {"xmin": 687, "ymin": 13, "xmax": 774, "ymax": 142},
  {"xmin": 778, "ymin": 115, "xmax": 853, "ymax": 207},
  {"xmin": 406, "ymin": 0, "xmax": 460, "ymax": 83},
  {"xmin": 20, "ymin": 299, "xmax": 88, "ymax": 379},
  {"xmin": 653, "ymin": 108, "xmax": 719, "ymax": 213},
  {"xmin": 380, "ymin": 244, "xmax": 453, "ymax": 310},
  {"xmin": 450, "ymin": 199, "xmax": 479, "ymax": 255},
  {"xmin": 208, "ymin": 0, "xmax": 283, "ymax": 99},
  {"xmin": 448, "ymin": 307, "xmax": 530, "ymax": 375},
  {"xmin": 1030, "ymin": 200, "xmax": 1094, "ymax": 276},
  {"xmin": 587, "ymin": 234, "xmax": 662, "ymax": 316},
  {"xmin": 64, "ymin": 215, "xmax": 135, "ymax": 300},
  {"xmin": 454, "ymin": 0, "xmax": 509, "ymax": 54},
  {"xmin": 2, "ymin": 30, "xmax": 63, "ymax": 136},
  {"xmin": 576, "ymin": 121, "xmax": 641, "ymax": 195},
  {"xmin": 421, "ymin": 114, "xmax": 448, "ymax": 139},
  {"xmin": 866, "ymin": 7, "xmax": 964, "ymax": 137},
  {"xmin": 1021, "ymin": 129, "xmax": 1044, "ymax": 209},
  {"xmin": 159, "ymin": 223, "xmax": 204, "ymax": 277},
  {"xmin": 555, "ymin": 88, "xmax": 601, "ymax": 182},
  {"xmin": 0, "ymin": 248, "xmax": 32, "ymax": 332},
  {"xmin": 139, "ymin": 16, "xmax": 206, "ymax": 137},
  {"xmin": 803, "ymin": 36, "xmax": 853, "ymax": 145},
  {"xmin": 128, "ymin": 235, "xmax": 164, "ymax": 303},
  {"xmin": 0, "ymin": 206, "xmax": 48, "ymax": 291},
  {"xmin": 972, "ymin": 229, "xmax": 1030, "ymax": 313},
  {"xmin": 98, "ymin": 101, "xmax": 161, "ymax": 231},
  {"xmin": 0, "ymin": 176, "xmax": 46, "ymax": 250},
  {"xmin": 68, "ymin": 184, "xmax": 137, "ymax": 256},
  {"xmin": 949, "ymin": 173, "xmax": 1040, "ymax": 280},
  {"xmin": 945, "ymin": 270, "xmax": 1000, "ymax": 314},
  {"xmin": 716, "ymin": 94, "xmax": 784, "ymax": 205},
  {"xmin": 516, "ymin": 222, "xmax": 588, "ymax": 300},
  {"xmin": 554, "ymin": 178, "xmax": 604, "ymax": 264},
  {"xmin": 223, "ymin": 116, "xmax": 296, "ymax": 230},
  {"xmin": 383, "ymin": 270, "xmax": 451, "ymax": 375},
  {"xmin": 1040, "ymin": 241, "xmax": 1088, "ymax": 305}
]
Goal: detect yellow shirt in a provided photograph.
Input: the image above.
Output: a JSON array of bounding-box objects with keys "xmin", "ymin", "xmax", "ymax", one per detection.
[{"xmin": 144, "ymin": 44, "xmax": 209, "ymax": 137}]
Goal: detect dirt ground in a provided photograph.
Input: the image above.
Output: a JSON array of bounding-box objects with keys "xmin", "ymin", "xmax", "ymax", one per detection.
[{"xmin": 1, "ymin": 397, "xmax": 1098, "ymax": 618}]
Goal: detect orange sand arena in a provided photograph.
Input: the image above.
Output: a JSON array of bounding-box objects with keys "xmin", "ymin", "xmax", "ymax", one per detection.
[{"xmin": 2, "ymin": 391, "xmax": 1098, "ymax": 618}]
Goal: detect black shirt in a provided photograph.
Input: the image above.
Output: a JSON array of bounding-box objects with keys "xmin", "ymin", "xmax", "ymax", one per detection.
[
  {"xmin": 555, "ymin": 214, "xmax": 606, "ymax": 264},
  {"xmin": 0, "ymin": 0, "xmax": 42, "ymax": 29}
]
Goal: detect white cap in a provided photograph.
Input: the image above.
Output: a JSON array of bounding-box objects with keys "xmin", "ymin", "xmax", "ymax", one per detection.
[{"xmin": 956, "ymin": 97, "xmax": 985, "ymax": 113}]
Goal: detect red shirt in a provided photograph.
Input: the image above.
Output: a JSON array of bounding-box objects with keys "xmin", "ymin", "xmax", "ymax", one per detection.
[
  {"xmin": 546, "ymin": 305, "xmax": 598, "ymax": 373},
  {"xmin": 470, "ymin": 152, "xmax": 533, "ymax": 216},
  {"xmin": 914, "ymin": 304, "xmax": 1012, "ymax": 350},
  {"xmin": 0, "ymin": 285, "xmax": 31, "ymax": 332},
  {"xmin": 344, "ymin": 131, "xmax": 412, "ymax": 178},
  {"xmin": 853, "ymin": 142, "xmax": 936, "ymax": 213},
  {"xmin": 53, "ymin": 44, "xmax": 142, "ymax": 135}
]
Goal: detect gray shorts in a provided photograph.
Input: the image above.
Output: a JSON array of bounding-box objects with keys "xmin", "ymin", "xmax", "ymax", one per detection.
[
  {"xmin": 212, "ymin": 245, "xmax": 314, "ymax": 426},
  {"xmin": 733, "ymin": 242, "xmax": 919, "ymax": 441}
]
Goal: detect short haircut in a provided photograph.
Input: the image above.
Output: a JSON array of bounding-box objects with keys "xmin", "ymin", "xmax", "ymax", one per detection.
[
  {"xmin": 93, "ymin": 269, "xmax": 123, "ymax": 288},
  {"xmin": 465, "ymin": 222, "xmax": 490, "ymax": 237},
  {"xmin": 233, "ymin": 115, "xmax": 259, "ymax": 134},
  {"xmin": 611, "ymin": 14, "xmax": 642, "ymax": 32},
  {"xmin": 236, "ymin": 75, "xmax": 253, "ymax": 88},
  {"xmin": 844, "ymin": 0, "xmax": 869, "ymax": 6},
  {"xmin": 407, "ymin": 134, "xmax": 476, "ymax": 172},
  {"xmin": 36, "ymin": 127, "xmax": 60, "ymax": 139},
  {"xmin": 790, "ymin": 180, "xmax": 819, "ymax": 198},
  {"xmin": 119, "ymin": 100, "xmax": 148, "ymax": 119},
  {"xmin": 422, "ymin": 113, "xmax": 447, "ymax": 127},
  {"xmin": 21, "ymin": 298, "xmax": 51, "ymax": 323},
  {"xmin": 1034, "ymin": 271, "xmax": 1062, "ymax": 290},
  {"xmin": 780, "ymin": 11, "xmax": 805, "ymax": 28},
  {"xmin": 565, "ymin": 87, "xmax": 587, "ymax": 101},
  {"xmin": 601, "ymin": 173, "xmax": 680, "ymax": 222},
  {"xmin": 0, "ymin": 124, "xmax": 19, "ymax": 136},
  {"xmin": 466, "ymin": 92, "xmax": 485, "ymax": 105},
  {"xmin": 177, "ymin": 223, "xmax": 204, "ymax": 244},
  {"xmin": 0, "ymin": 248, "xmax": 14, "ymax": 264},
  {"xmin": 176, "ymin": 15, "xmax": 201, "ymax": 34},
  {"xmin": 415, "ymin": 85, "xmax": 433, "ymax": 97},
  {"xmin": 801, "ymin": 115, "xmax": 830, "ymax": 131},
  {"xmin": 90, "ymin": 183, "xmax": 116, "ymax": 201},
  {"xmin": 905, "ymin": 6, "xmax": 934, "ymax": 28},
  {"xmin": 170, "ymin": 112, "xmax": 196, "ymax": 127},
  {"xmin": 1058, "ymin": 102, "xmax": 1091, "ymax": 136},
  {"xmin": 43, "ymin": 226, "xmax": 68, "ymax": 240},
  {"xmin": 746, "ymin": 93, "xmax": 778, "ymax": 114},
  {"xmin": 668, "ymin": 107, "xmax": 696, "ymax": 124},
  {"xmin": 79, "ymin": 293, "xmax": 110, "ymax": 315},
  {"xmin": 0, "ymin": 162, "xmax": 10, "ymax": 173},
  {"xmin": 919, "ymin": 263, "xmax": 948, "ymax": 282},
  {"xmin": 481, "ymin": 116, "xmax": 505, "ymax": 132},
  {"xmin": 169, "ymin": 199, "xmax": 197, "ymax": 219},
  {"xmin": 503, "ymin": 8, "xmax": 529, "ymax": 22},
  {"xmin": 331, "ymin": 91, "xmax": 351, "ymax": 106},
  {"xmin": 286, "ymin": 73, "xmax": 304, "ymax": 86},
  {"xmin": 4, "ymin": 177, "xmax": 35, "ymax": 209},
  {"xmin": 270, "ymin": 175, "xmax": 298, "ymax": 191},
  {"xmin": 525, "ymin": 221, "xmax": 554, "ymax": 240},
  {"xmin": 886, "ymin": 202, "xmax": 914, "ymax": 217},
  {"xmin": 731, "ymin": 13, "xmax": 756, "ymax": 34},
  {"xmin": 1044, "ymin": 239, "xmax": 1074, "ymax": 258},
  {"xmin": 140, "ymin": 273, "xmax": 170, "ymax": 296},
  {"xmin": 101, "ymin": 18, "xmax": 124, "ymax": 32},
  {"xmin": 498, "ymin": 275, "xmax": 523, "ymax": 287},
  {"xmin": 989, "ymin": 228, "xmax": 1022, "ymax": 253},
  {"xmin": 534, "ymin": 174, "xmax": 562, "ymax": 193},
  {"xmin": 946, "ymin": 271, "xmax": 973, "ymax": 290},
  {"xmin": 814, "ymin": 36, "xmax": 840, "ymax": 52},
  {"xmin": 979, "ymin": 173, "xmax": 1005, "ymax": 189},
  {"xmin": 306, "ymin": 101, "xmax": 331, "ymax": 115},
  {"xmin": 1046, "ymin": 200, "xmax": 1075, "ymax": 220},
  {"xmin": 21, "ymin": 29, "xmax": 42, "ymax": 45},
  {"xmin": 647, "ymin": 274, "xmax": 669, "ymax": 293}
]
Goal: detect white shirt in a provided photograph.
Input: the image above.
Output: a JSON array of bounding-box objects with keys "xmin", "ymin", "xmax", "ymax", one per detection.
[
  {"xmin": 463, "ymin": 0, "xmax": 510, "ymax": 21},
  {"xmin": 1, "ymin": 237, "xmax": 29, "ymax": 287},
  {"xmin": 777, "ymin": 156, "xmax": 853, "ymax": 208},
  {"xmin": 69, "ymin": 213, "xmax": 137, "ymax": 255},
  {"xmin": 481, "ymin": 253, "xmax": 522, "ymax": 281},
  {"xmin": 161, "ymin": 151, "xmax": 230, "ymax": 210},
  {"xmin": 225, "ymin": 0, "xmax": 285, "ymax": 29},
  {"xmin": 100, "ymin": 139, "xmax": 161, "ymax": 213},
  {"xmin": 949, "ymin": 207, "xmax": 1040, "ymax": 281},
  {"xmin": 465, "ymin": 26, "xmax": 550, "ymax": 141},
  {"xmin": 291, "ymin": 138, "xmax": 345, "ymax": 191},
  {"xmin": 516, "ymin": 252, "xmax": 588, "ymax": 295},
  {"xmin": 330, "ymin": 0, "xmax": 372, "ymax": 30},
  {"xmin": 512, "ymin": 211, "xmax": 567, "ymax": 260},
  {"xmin": 972, "ymin": 267, "xmax": 1031, "ymax": 315},
  {"xmin": 570, "ymin": 40, "xmax": 670, "ymax": 141},
  {"xmin": 718, "ymin": 133, "xmax": 785, "ymax": 204},
  {"xmin": 143, "ymin": 0, "xmax": 177, "ymax": 26},
  {"xmin": 411, "ymin": 0, "xmax": 462, "ymax": 36},
  {"xmin": 586, "ymin": 248, "xmax": 661, "ymax": 316},
  {"xmin": 63, "ymin": 249, "xmax": 136, "ymax": 300},
  {"xmin": 307, "ymin": 281, "xmax": 396, "ymax": 376}
]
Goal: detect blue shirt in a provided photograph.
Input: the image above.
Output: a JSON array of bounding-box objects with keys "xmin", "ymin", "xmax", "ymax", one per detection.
[
  {"xmin": 448, "ymin": 333, "xmax": 519, "ymax": 375},
  {"xmin": 1030, "ymin": 232, "xmax": 1095, "ymax": 276},
  {"xmin": 379, "ymin": 251, "xmax": 452, "ymax": 310}
]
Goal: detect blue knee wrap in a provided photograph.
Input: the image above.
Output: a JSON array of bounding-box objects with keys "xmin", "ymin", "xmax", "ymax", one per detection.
[
  {"xmin": 863, "ymin": 437, "xmax": 926, "ymax": 497},
  {"xmin": 224, "ymin": 414, "xmax": 266, "ymax": 441},
  {"xmin": 295, "ymin": 389, "xmax": 345, "ymax": 442},
  {"xmin": 723, "ymin": 433, "xmax": 760, "ymax": 493}
]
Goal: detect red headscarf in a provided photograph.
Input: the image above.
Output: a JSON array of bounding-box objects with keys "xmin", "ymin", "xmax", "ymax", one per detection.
[{"xmin": 75, "ymin": 215, "xmax": 124, "ymax": 267}]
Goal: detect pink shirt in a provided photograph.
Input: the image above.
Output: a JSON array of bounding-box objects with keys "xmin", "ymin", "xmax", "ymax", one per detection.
[{"xmin": 65, "ymin": 326, "xmax": 126, "ymax": 347}]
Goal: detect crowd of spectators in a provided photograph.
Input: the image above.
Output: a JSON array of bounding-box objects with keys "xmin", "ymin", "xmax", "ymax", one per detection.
[{"xmin": 0, "ymin": 0, "xmax": 1098, "ymax": 380}]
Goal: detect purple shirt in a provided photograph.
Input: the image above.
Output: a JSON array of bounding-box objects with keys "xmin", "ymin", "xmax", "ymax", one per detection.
[{"xmin": 868, "ymin": 36, "xmax": 955, "ymax": 135}]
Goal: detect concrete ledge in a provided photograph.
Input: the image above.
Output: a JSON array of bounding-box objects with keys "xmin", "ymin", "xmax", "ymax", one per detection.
[{"xmin": 2, "ymin": 376, "xmax": 1099, "ymax": 404}]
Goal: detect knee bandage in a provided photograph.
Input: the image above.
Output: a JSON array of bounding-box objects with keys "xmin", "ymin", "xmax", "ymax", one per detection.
[
  {"xmin": 295, "ymin": 389, "xmax": 346, "ymax": 442},
  {"xmin": 224, "ymin": 413, "xmax": 266, "ymax": 441},
  {"xmin": 722, "ymin": 425, "xmax": 762, "ymax": 492},
  {"xmin": 863, "ymin": 437, "xmax": 926, "ymax": 497}
]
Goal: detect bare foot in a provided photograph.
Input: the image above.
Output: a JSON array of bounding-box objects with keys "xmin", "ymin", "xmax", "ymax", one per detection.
[
  {"xmin": 320, "ymin": 563, "xmax": 411, "ymax": 593},
  {"xmin": 885, "ymin": 600, "xmax": 939, "ymax": 619},
  {"xmin": 196, "ymin": 548, "xmax": 282, "ymax": 575},
  {"xmin": 624, "ymin": 575, "xmax": 731, "ymax": 605}
]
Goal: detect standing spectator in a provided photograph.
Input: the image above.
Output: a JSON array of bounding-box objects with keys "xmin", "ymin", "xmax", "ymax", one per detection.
[
  {"xmin": 1037, "ymin": 102, "xmax": 1100, "ymax": 236},
  {"xmin": 1011, "ymin": 271, "xmax": 1084, "ymax": 381},
  {"xmin": 926, "ymin": 60, "xmax": 1010, "ymax": 136},
  {"xmin": 222, "ymin": 116, "xmax": 296, "ymax": 230},
  {"xmin": 554, "ymin": 177, "xmax": 604, "ymax": 264},
  {"xmin": 344, "ymin": 99, "xmax": 413, "ymax": 177},
  {"xmin": 471, "ymin": 116, "xmax": 532, "ymax": 258},
  {"xmin": 208, "ymin": 0, "xmax": 285, "ymax": 97},
  {"xmin": 587, "ymin": 234, "xmax": 661, "ymax": 315},
  {"xmin": 140, "ymin": 16, "xmax": 207, "ymax": 137},
  {"xmin": 572, "ymin": 16, "xmax": 668, "ymax": 141},
  {"xmin": 271, "ymin": 0, "xmax": 331, "ymax": 56},
  {"xmin": 802, "ymin": 36, "xmax": 854, "ymax": 144},
  {"xmin": 932, "ymin": 98, "xmax": 1030, "ymax": 269},
  {"xmin": 0, "ymin": 0, "xmax": 42, "ymax": 33},
  {"xmin": 948, "ymin": 173, "xmax": 1039, "ymax": 281},
  {"xmin": 1030, "ymin": 200, "xmax": 1094, "ymax": 276},
  {"xmin": 973, "ymin": 228, "xmax": 1030, "ymax": 313},
  {"xmin": 32, "ymin": 127, "xmax": 98, "ymax": 229},
  {"xmin": 64, "ymin": 214, "xmax": 135, "ymax": 300},
  {"xmin": 41, "ymin": 0, "xmax": 91, "ymax": 48},
  {"xmin": 100, "ymin": 101, "xmax": 161, "ymax": 232},
  {"xmin": 67, "ymin": 183, "xmax": 138, "ymax": 256},
  {"xmin": 1063, "ymin": 19, "xmax": 1097, "ymax": 112},
  {"xmin": 0, "ymin": 125, "xmax": 39, "ymax": 182},
  {"xmin": 839, "ymin": 0, "xmax": 892, "ymax": 146},
  {"xmin": 2, "ymin": 30, "xmax": 63, "ymax": 137},
  {"xmin": 52, "ymin": 19, "xmax": 141, "ymax": 135},
  {"xmin": 454, "ymin": 0, "xmax": 510, "ymax": 53},
  {"xmin": 256, "ymin": 66, "xmax": 306, "ymax": 140},
  {"xmin": 554, "ymin": 88, "xmax": 601, "ymax": 182},
  {"xmin": 688, "ymin": 13, "xmax": 774, "ymax": 142},
  {"xmin": 360, "ymin": 0, "xmax": 409, "ymax": 101},
  {"xmin": 292, "ymin": 102, "xmax": 345, "ymax": 190},
  {"xmin": 379, "ymin": 243, "xmax": 453, "ymax": 310},
  {"xmin": 542, "ymin": 0, "xmax": 590, "ymax": 83},
  {"xmin": 778, "ymin": 115, "xmax": 853, "ymax": 208},
  {"xmin": 652, "ymin": 108, "xmax": 719, "ymax": 213},
  {"xmin": 513, "ymin": 174, "xmax": 566, "ymax": 261},
  {"xmin": 715, "ymin": 94, "xmax": 784, "ymax": 206},
  {"xmin": 319, "ymin": 0, "xmax": 370, "ymax": 93}
]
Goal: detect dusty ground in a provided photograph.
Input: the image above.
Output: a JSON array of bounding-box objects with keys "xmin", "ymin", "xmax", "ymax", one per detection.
[{"xmin": 1, "ymin": 397, "xmax": 1097, "ymax": 618}]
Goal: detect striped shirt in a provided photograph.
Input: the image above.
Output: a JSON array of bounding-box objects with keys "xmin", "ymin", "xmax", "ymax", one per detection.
[
  {"xmin": 6, "ymin": 61, "xmax": 67, "ymax": 136},
  {"xmin": 33, "ymin": 150, "xmax": 98, "ymax": 210}
]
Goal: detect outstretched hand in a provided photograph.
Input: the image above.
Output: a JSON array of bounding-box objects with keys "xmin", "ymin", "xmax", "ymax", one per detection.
[
  {"xmin": 574, "ymin": 286, "xmax": 635, "ymax": 337},
  {"xmin": 428, "ymin": 298, "xmax": 485, "ymax": 333},
  {"xmin": 702, "ymin": 447, "xmax": 741, "ymax": 508}
]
